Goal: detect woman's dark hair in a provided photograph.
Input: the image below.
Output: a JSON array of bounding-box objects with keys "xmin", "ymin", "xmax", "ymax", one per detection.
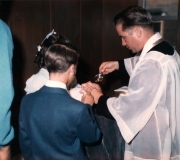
[
  {"xmin": 113, "ymin": 6, "xmax": 154, "ymax": 31},
  {"xmin": 44, "ymin": 44, "xmax": 79, "ymax": 73},
  {"xmin": 34, "ymin": 30, "xmax": 77, "ymax": 68}
]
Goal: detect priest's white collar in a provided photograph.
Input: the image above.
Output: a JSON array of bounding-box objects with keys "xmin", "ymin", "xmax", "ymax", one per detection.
[
  {"xmin": 45, "ymin": 80, "xmax": 67, "ymax": 90},
  {"xmin": 139, "ymin": 32, "xmax": 162, "ymax": 61}
]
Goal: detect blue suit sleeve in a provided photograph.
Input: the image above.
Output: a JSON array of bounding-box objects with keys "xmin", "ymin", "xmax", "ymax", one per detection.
[
  {"xmin": 76, "ymin": 105, "xmax": 101, "ymax": 143},
  {"xmin": 19, "ymin": 113, "xmax": 32, "ymax": 160}
]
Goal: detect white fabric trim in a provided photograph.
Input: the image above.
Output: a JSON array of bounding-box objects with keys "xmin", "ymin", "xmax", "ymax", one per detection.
[{"xmin": 45, "ymin": 80, "xmax": 67, "ymax": 90}]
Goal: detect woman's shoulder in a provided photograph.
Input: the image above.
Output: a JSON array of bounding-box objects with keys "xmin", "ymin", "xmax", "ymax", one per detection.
[{"xmin": 24, "ymin": 68, "xmax": 49, "ymax": 94}]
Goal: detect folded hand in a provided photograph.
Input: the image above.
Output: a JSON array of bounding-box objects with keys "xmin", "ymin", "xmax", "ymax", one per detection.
[
  {"xmin": 81, "ymin": 93, "xmax": 94, "ymax": 106},
  {"xmin": 81, "ymin": 81, "xmax": 103, "ymax": 104}
]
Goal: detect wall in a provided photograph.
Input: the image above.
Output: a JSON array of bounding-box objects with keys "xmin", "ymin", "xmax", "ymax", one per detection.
[{"xmin": 7, "ymin": 0, "xmax": 137, "ymax": 92}]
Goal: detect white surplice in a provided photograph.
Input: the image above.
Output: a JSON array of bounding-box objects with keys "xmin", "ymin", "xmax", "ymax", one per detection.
[{"xmin": 107, "ymin": 33, "xmax": 180, "ymax": 160}]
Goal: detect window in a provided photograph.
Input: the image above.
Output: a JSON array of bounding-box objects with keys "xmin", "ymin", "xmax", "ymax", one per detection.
[{"xmin": 138, "ymin": 0, "xmax": 179, "ymax": 48}]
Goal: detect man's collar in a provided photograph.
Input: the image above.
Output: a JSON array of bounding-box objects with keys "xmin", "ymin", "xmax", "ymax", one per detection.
[
  {"xmin": 139, "ymin": 32, "xmax": 162, "ymax": 60},
  {"xmin": 45, "ymin": 80, "xmax": 67, "ymax": 90}
]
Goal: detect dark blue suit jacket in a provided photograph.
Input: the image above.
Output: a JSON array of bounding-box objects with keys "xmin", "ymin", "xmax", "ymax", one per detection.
[{"xmin": 19, "ymin": 86, "xmax": 101, "ymax": 160}]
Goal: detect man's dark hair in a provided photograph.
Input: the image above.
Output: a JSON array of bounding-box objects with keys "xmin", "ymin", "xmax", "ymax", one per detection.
[
  {"xmin": 45, "ymin": 44, "xmax": 79, "ymax": 73},
  {"xmin": 113, "ymin": 6, "xmax": 154, "ymax": 31}
]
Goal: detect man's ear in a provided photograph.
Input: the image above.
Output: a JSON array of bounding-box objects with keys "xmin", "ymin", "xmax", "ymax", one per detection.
[
  {"xmin": 134, "ymin": 27, "xmax": 142, "ymax": 38},
  {"xmin": 69, "ymin": 64, "xmax": 75, "ymax": 76}
]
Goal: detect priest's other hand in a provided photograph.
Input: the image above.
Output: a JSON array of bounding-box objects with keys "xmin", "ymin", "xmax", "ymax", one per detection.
[{"xmin": 81, "ymin": 81, "xmax": 103, "ymax": 104}]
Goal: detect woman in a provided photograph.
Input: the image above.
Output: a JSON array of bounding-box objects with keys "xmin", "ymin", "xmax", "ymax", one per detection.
[{"xmin": 25, "ymin": 30, "xmax": 79, "ymax": 95}]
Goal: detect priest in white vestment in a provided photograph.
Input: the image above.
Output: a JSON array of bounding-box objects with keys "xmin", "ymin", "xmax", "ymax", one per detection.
[{"xmin": 82, "ymin": 6, "xmax": 180, "ymax": 160}]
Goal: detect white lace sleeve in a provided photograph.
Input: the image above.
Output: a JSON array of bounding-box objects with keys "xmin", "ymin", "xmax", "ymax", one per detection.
[
  {"xmin": 107, "ymin": 58, "xmax": 163, "ymax": 143},
  {"xmin": 24, "ymin": 68, "xmax": 49, "ymax": 94}
]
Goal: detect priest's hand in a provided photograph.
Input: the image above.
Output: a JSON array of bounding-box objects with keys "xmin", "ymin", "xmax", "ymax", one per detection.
[
  {"xmin": 81, "ymin": 81, "xmax": 103, "ymax": 104},
  {"xmin": 82, "ymin": 81, "xmax": 101, "ymax": 92},
  {"xmin": 91, "ymin": 88, "xmax": 103, "ymax": 104},
  {"xmin": 99, "ymin": 61, "xmax": 119, "ymax": 75}
]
